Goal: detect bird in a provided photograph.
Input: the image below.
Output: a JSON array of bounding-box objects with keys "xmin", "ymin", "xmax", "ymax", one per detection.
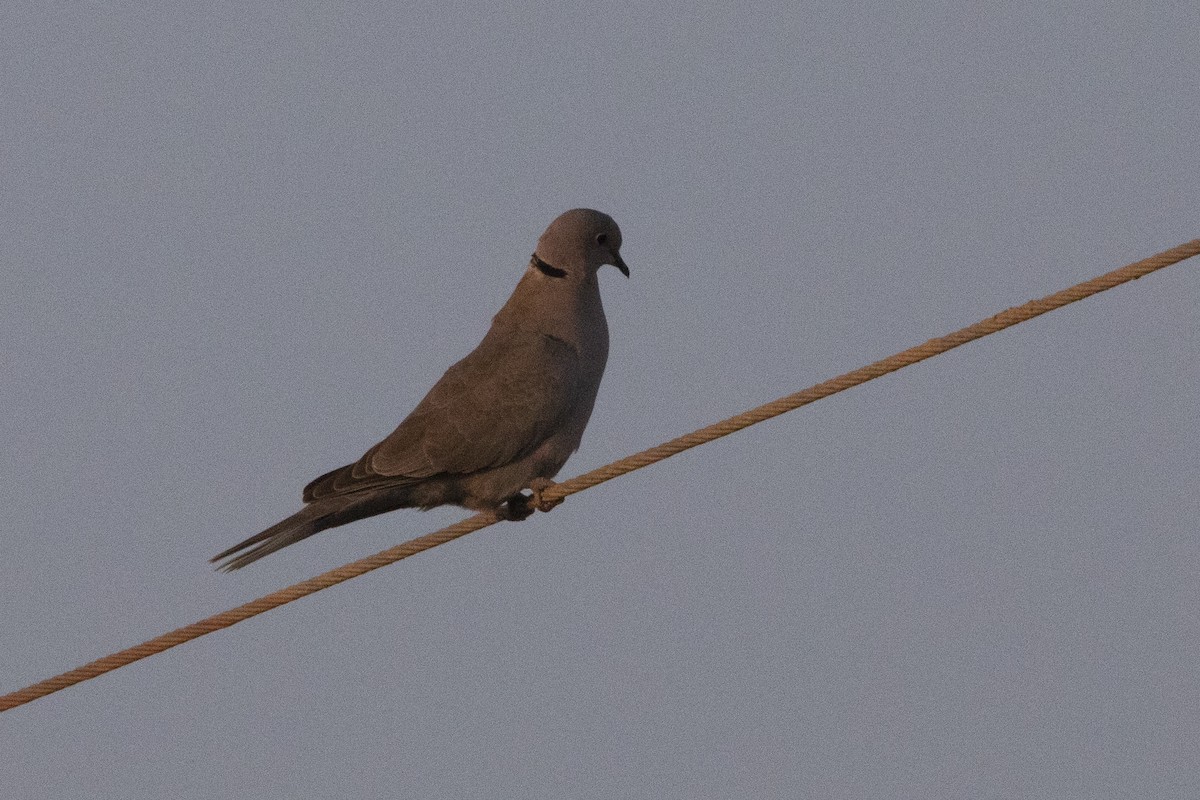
[{"xmin": 211, "ymin": 208, "xmax": 629, "ymax": 570}]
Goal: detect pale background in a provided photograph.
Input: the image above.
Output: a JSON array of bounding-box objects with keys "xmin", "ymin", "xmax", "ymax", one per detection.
[{"xmin": 3, "ymin": 3, "xmax": 1198, "ymax": 798}]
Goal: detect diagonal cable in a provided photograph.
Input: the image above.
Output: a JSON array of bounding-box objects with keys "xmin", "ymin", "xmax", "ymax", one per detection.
[{"xmin": 2, "ymin": 238, "xmax": 1197, "ymax": 714}]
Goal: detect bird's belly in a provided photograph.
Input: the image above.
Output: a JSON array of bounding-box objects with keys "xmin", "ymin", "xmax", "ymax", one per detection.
[{"xmin": 453, "ymin": 431, "xmax": 579, "ymax": 510}]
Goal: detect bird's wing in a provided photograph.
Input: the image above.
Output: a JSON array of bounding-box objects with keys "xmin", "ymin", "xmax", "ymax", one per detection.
[{"xmin": 304, "ymin": 328, "xmax": 581, "ymax": 501}]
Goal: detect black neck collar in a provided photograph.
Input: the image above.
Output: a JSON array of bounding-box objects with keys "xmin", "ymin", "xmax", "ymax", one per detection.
[{"xmin": 532, "ymin": 253, "xmax": 567, "ymax": 278}]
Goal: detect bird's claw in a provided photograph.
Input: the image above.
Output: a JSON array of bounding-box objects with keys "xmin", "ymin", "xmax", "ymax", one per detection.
[
  {"xmin": 500, "ymin": 479, "xmax": 562, "ymax": 521},
  {"xmin": 529, "ymin": 478, "xmax": 563, "ymax": 513}
]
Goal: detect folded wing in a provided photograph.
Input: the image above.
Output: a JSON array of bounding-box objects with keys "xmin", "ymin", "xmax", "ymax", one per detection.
[{"xmin": 303, "ymin": 328, "xmax": 581, "ymax": 502}]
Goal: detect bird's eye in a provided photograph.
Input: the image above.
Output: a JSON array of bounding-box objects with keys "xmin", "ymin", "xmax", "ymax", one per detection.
[{"xmin": 595, "ymin": 233, "xmax": 608, "ymax": 246}]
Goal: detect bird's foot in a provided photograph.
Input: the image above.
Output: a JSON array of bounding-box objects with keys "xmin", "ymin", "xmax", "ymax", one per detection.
[
  {"xmin": 501, "ymin": 493, "xmax": 535, "ymax": 521},
  {"xmin": 529, "ymin": 478, "xmax": 563, "ymax": 513},
  {"xmin": 499, "ymin": 479, "xmax": 563, "ymax": 521}
]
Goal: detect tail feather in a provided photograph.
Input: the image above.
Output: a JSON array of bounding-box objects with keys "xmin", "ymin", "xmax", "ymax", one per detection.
[
  {"xmin": 211, "ymin": 485, "xmax": 419, "ymax": 570},
  {"xmin": 211, "ymin": 504, "xmax": 335, "ymax": 571}
]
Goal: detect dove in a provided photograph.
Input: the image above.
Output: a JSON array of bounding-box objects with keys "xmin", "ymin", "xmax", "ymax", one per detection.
[{"xmin": 211, "ymin": 208, "xmax": 629, "ymax": 570}]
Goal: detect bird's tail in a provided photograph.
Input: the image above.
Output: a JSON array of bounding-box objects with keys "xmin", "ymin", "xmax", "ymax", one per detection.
[
  {"xmin": 210, "ymin": 503, "xmax": 340, "ymax": 571},
  {"xmin": 211, "ymin": 485, "xmax": 422, "ymax": 570}
]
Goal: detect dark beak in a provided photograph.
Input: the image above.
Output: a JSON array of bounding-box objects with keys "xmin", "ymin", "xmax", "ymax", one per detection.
[{"xmin": 611, "ymin": 251, "xmax": 630, "ymax": 277}]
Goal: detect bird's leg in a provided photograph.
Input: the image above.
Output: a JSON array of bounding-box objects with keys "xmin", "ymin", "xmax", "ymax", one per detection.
[
  {"xmin": 498, "ymin": 479, "xmax": 562, "ymax": 521},
  {"xmin": 501, "ymin": 493, "xmax": 535, "ymax": 521},
  {"xmin": 529, "ymin": 477, "xmax": 563, "ymax": 513}
]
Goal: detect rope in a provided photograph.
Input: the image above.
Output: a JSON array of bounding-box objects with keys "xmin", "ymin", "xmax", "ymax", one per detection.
[
  {"xmin": 3, "ymin": 238, "xmax": 1197, "ymax": 714},
  {"xmin": 543, "ymin": 237, "xmax": 1200, "ymax": 503}
]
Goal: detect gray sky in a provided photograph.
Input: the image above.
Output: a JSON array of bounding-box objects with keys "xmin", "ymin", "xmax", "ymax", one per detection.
[{"xmin": 4, "ymin": 2, "xmax": 1198, "ymax": 798}]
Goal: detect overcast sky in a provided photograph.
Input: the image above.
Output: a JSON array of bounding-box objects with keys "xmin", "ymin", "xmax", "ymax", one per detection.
[{"xmin": 3, "ymin": 2, "xmax": 1198, "ymax": 798}]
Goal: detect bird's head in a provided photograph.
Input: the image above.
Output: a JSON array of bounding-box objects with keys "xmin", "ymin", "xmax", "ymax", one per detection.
[{"xmin": 533, "ymin": 209, "xmax": 629, "ymax": 279}]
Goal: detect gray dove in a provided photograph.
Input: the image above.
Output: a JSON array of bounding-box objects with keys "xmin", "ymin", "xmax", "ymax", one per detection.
[{"xmin": 212, "ymin": 209, "xmax": 628, "ymax": 570}]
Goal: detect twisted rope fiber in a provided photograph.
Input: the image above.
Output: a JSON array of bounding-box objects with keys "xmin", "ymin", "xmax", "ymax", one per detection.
[
  {"xmin": 542, "ymin": 238, "xmax": 1200, "ymax": 501},
  {"xmin": 3, "ymin": 238, "xmax": 1197, "ymax": 714}
]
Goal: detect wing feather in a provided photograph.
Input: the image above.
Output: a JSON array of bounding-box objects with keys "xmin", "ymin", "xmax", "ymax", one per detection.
[{"xmin": 302, "ymin": 327, "xmax": 580, "ymax": 502}]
